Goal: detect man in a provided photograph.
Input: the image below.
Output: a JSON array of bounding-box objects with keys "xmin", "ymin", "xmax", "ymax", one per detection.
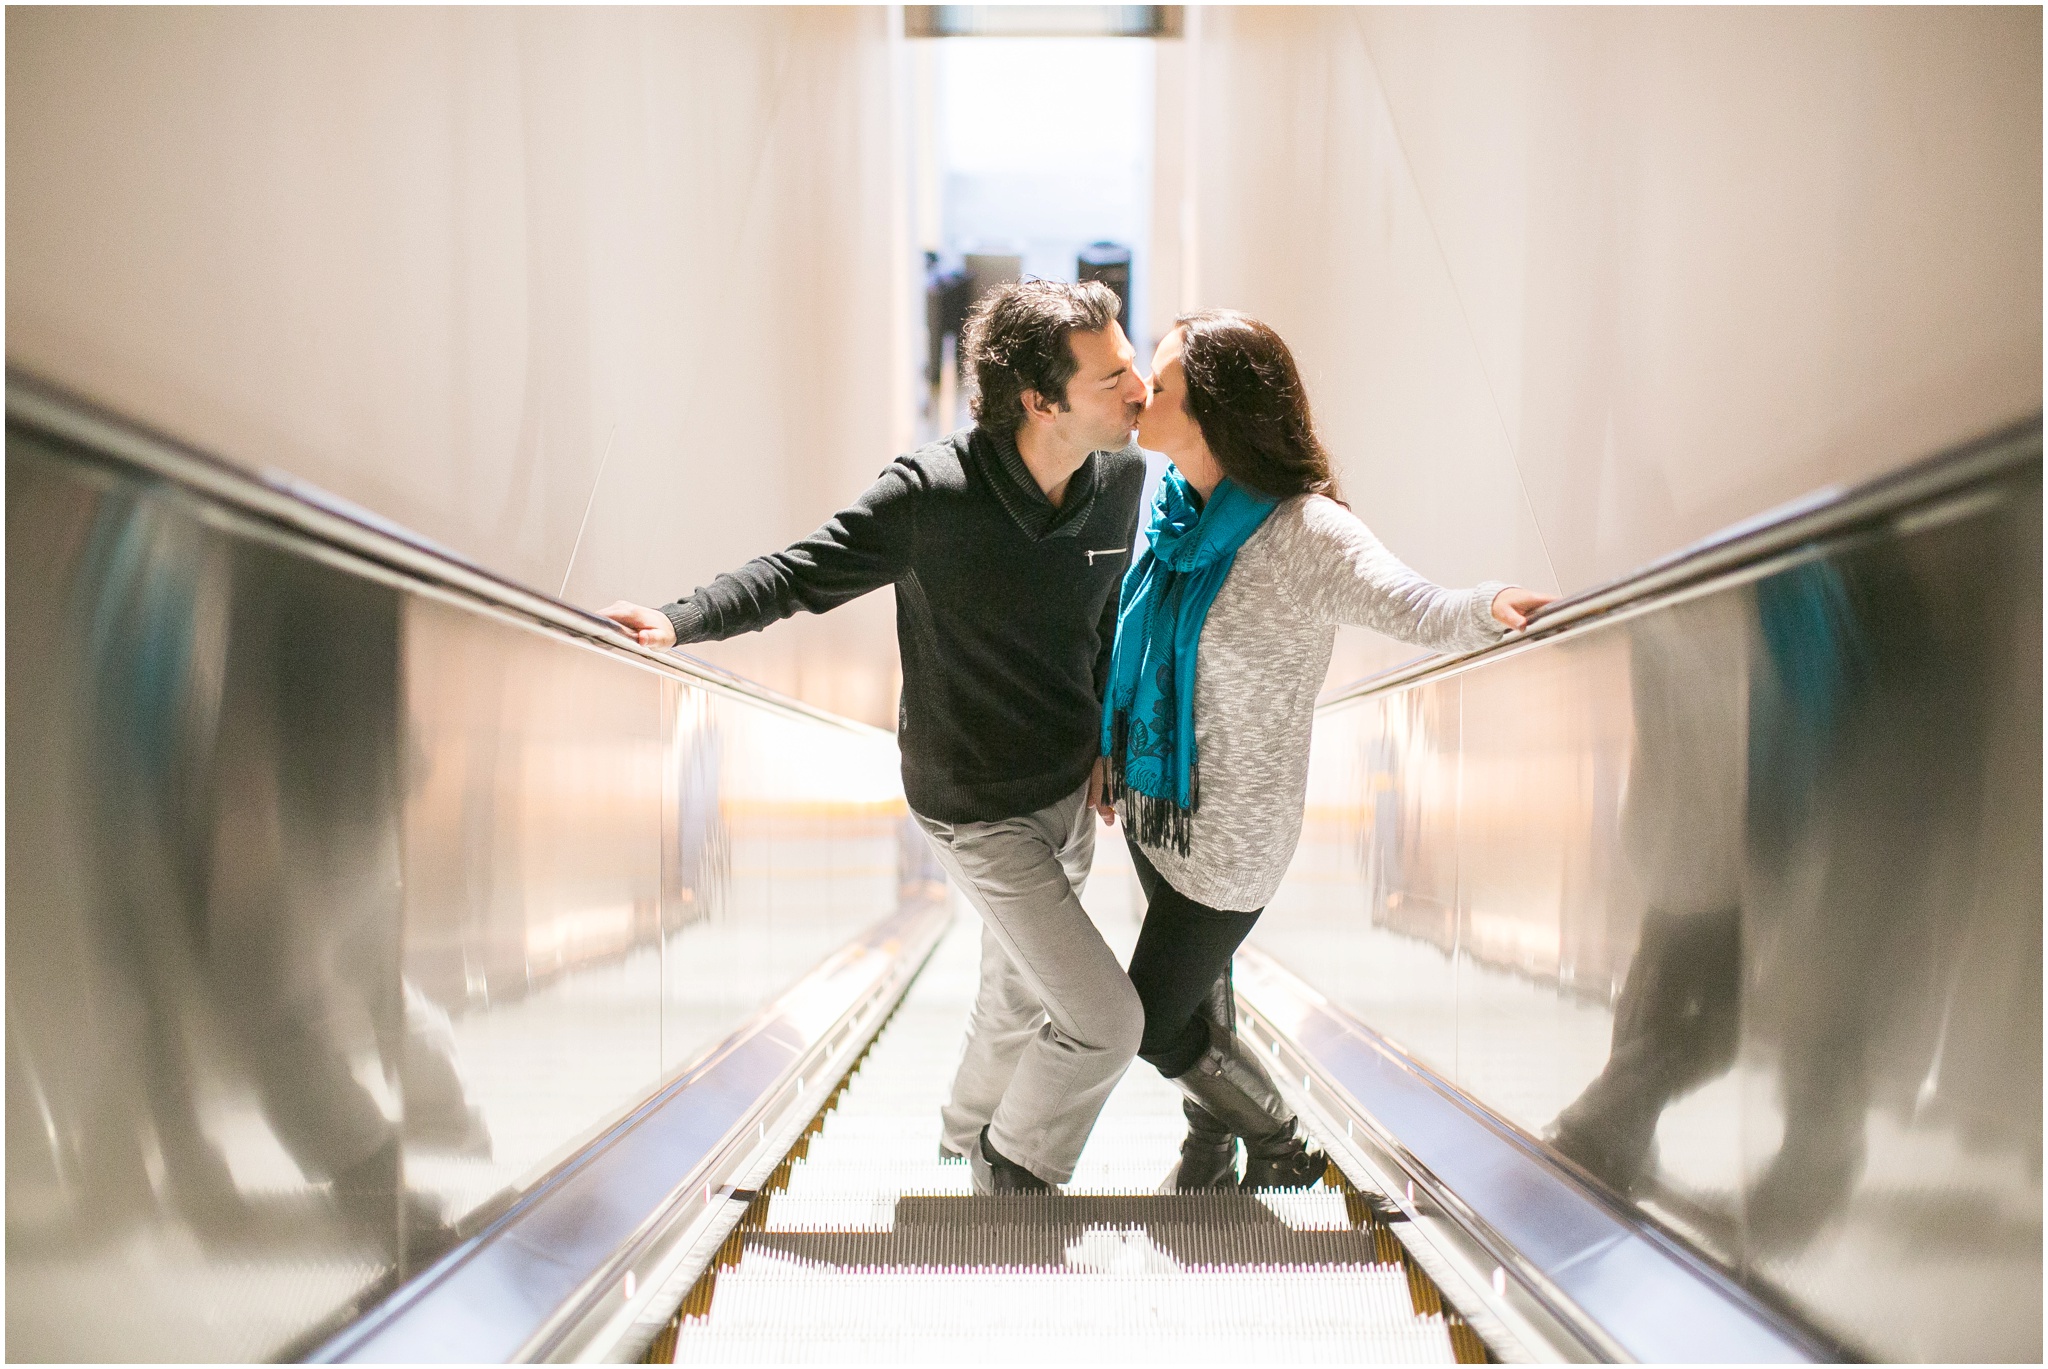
[{"xmin": 603, "ymin": 280, "xmax": 1150, "ymax": 1194}]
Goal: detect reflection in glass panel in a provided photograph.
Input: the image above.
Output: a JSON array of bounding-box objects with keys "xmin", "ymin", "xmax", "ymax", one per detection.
[
  {"xmin": 659, "ymin": 685, "xmax": 908, "ymax": 1078},
  {"xmin": 1542, "ymin": 595, "xmax": 1751, "ymax": 1238},
  {"xmin": 1251, "ymin": 464, "xmax": 2041, "ymax": 1361},
  {"xmin": 1454, "ymin": 628, "xmax": 1639, "ymax": 1141},
  {"xmin": 396, "ymin": 610, "xmax": 916, "ymax": 1246},
  {"xmin": 9, "ymin": 435, "xmax": 406, "ymax": 1359},
  {"xmin": 1257, "ymin": 679, "xmax": 1463, "ymax": 1076},
  {"xmin": 399, "ymin": 599, "xmax": 666, "ymax": 1234},
  {"xmin": 1733, "ymin": 485, "xmax": 2041, "ymax": 1361},
  {"xmin": 6, "ymin": 427, "xmax": 923, "ymax": 1361}
]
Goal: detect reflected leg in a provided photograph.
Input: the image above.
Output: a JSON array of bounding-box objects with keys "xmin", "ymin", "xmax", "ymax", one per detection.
[
  {"xmin": 1549, "ymin": 906, "xmax": 1741, "ymax": 1194},
  {"xmin": 1742, "ymin": 554, "xmax": 1978, "ymax": 1254},
  {"xmin": 62, "ymin": 495, "xmax": 247, "ymax": 1242},
  {"xmin": 199, "ymin": 558, "xmax": 458, "ymax": 1270},
  {"xmin": 204, "ymin": 565, "xmax": 393, "ymax": 1187},
  {"xmin": 389, "ymin": 981, "xmax": 492, "ymax": 1158},
  {"xmin": 1750, "ymin": 721, "xmax": 1931, "ymax": 1251},
  {"xmin": 1745, "ymin": 536, "xmax": 2012, "ymax": 1254}
]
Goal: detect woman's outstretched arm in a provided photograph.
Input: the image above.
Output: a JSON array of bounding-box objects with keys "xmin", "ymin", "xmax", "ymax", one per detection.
[{"xmin": 1275, "ymin": 496, "xmax": 1551, "ymax": 653}]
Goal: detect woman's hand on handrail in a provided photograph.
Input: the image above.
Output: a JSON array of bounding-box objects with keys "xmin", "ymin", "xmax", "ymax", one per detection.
[{"xmin": 1490, "ymin": 586, "xmax": 1557, "ymax": 632}]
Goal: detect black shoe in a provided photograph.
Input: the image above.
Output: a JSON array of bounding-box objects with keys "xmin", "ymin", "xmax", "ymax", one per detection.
[
  {"xmin": 970, "ymin": 1125, "xmax": 1051, "ymax": 1195},
  {"xmin": 1170, "ymin": 1099, "xmax": 1240, "ymax": 1191}
]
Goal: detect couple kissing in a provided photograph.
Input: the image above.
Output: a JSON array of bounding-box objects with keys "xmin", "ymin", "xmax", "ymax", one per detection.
[{"xmin": 602, "ymin": 279, "xmax": 1551, "ymax": 1195}]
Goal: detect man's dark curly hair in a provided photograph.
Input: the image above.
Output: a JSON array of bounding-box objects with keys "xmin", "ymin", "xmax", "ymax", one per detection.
[{"xmin": 962, "ymin": 279, "xmax": 1122, "ymax": 435}]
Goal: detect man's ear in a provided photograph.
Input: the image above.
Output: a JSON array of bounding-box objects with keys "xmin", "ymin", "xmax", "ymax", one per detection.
[{"xmin": 1019, "ymin": 388, "xmax": 1056, "ymax": 425}]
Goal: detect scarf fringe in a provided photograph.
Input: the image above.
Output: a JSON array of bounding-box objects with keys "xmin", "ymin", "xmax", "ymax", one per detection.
[{"xmin": 1106, "ymin": 708, "xmax": 1196, "ymax": 857}]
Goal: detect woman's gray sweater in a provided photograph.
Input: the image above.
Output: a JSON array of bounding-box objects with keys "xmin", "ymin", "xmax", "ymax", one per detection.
[{"xmin": 1123, "ymin": 494, "xmax": 1507, "ymax": 911}]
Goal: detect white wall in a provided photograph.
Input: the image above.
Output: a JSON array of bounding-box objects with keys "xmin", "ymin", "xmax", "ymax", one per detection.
[
  {"xmin": 14, "ymin": 9, "xmax": 2040, "ymax": 719},
  {"xmin": 7, "ymin": 6, "xmax": 913, "ymax": 727},
  {"xmin": 1163, "ymin": 6, "xmax": 2042, "ymax": 687}
]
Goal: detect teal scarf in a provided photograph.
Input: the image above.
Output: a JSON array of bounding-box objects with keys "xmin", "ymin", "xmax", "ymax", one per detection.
[{"xmin": 1101, "ymin": 470, "xmax": 1276, "ymax": 853}]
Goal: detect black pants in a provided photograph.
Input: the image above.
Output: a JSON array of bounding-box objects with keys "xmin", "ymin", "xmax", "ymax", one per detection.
[{"xmin": 1126, "ymin": 837, "xmax": 1264, "ymax": 1079}]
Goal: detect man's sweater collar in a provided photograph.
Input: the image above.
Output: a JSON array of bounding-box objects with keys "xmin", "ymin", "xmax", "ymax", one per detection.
[{"xmin": 975, "ymin": 425, "xmax": 1100, "ymax": 542}]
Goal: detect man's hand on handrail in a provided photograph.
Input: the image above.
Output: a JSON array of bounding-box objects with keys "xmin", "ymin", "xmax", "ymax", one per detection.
[
  {"xmin": 601, "ymin": 601, "xmax": 677, "ymax": 650},
  {"xmin": 1490, "ymin": 586, "xmax": 1558, "ymax": 632}
]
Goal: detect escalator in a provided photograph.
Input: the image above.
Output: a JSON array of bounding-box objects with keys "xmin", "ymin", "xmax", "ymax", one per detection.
[
  {"xmin": 650, "ymin": 910, "xmax": 1489, "ymax": 1365},
  {"xmin": 7, "ymin": 371, "xmax": 2039, "ymax": 1363}
]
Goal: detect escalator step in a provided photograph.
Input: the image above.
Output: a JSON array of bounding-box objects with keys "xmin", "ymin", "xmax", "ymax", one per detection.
[
  {"xmin": 746, "ymin": 1222, "xmax": 1392, "ymax": 1270},
  {"xmin": 890, "ymin": 1191, "xmax": 1289, "ymax": 1226}
]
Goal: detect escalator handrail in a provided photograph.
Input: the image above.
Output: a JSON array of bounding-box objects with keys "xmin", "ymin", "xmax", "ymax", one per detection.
[
  {"xmin": 4, "ymin": 367, "xmax": 886, "ymax": 737},
  {"xmin": 1321, "ymin": 411, "xmax": 2043, "ymax": 708}
]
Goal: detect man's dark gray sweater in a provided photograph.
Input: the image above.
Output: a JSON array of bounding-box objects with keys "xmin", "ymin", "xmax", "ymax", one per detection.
[{"xmin": 662, "ymin": 426, "xmax": 1148, "ymax": 824}]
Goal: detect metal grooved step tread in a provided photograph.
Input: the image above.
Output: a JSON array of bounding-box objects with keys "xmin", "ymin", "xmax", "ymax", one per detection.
[{"xmin": 640, "ymin": 913, "xmax": 1493, "ymax": 1365}]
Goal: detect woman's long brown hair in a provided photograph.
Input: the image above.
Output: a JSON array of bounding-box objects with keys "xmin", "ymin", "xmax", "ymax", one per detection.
[{"xmin": 1175, "ymin": 310, "xmax": 1341, "ymax": 504}]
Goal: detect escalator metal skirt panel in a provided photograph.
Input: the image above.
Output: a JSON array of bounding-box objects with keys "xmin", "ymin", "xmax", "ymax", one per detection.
[
  {"xmin": 1236, "ymin": 950, "xmax": 1828, "ymax": 1363},
  {"xmin": 313, "ymin": 903, "xmax": 949, "ymax": 1362}
]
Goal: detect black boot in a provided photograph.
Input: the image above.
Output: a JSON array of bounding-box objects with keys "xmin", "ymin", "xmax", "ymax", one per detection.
[
  {"xmin": 1165, "ymin": 970, "xmax": 1240, "ymax": 1190},
  {"xmin": 1241, "ymin": 1125, "xmax": 1332, "ymax": 1191},
  {"xmin": 1167, "ymin": 1017, "xmax": 1330, "ymax": 1192},
  {"xmin": 1169, "ymin": 1098, "xmax": 1240, "ymax": 1190}
]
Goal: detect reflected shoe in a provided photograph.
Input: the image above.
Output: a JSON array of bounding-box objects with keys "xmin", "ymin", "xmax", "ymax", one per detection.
[
  {"xmin": 332, "ymin": 1138, "xmax": 458, "ymax": 1265},
  {"xmin": 160, "ymin": 1133, "xmax": 256, "ymax": 1245},
  {"xmin": 1170, "ymin": 1099, "xmax": 1240, "ymax": 1191},
  {"xmin": 1545, "ymin": 1113, "xmax": 1658, "ymax": 1197},
  {"xmin": 1168, "ymin": 1019, "xmax": 1330, "ymax": 1192},
  {"xmin": 396, "ymin": 1189, "xmax": 461, "ymax": 1273},
  {"xmin": 403, "ymin": 1102, "xmax": 494, "ymax": 1160},
  {"xmin": 970, "ymin": 1125, "xmax": 1051, "ymax": 1195},
  {"xmin": 1746, "ymin": 1132, "xmax": 1861, "ymax": 1255}
]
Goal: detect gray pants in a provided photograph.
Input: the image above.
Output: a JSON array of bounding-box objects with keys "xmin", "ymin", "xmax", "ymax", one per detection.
[{"xmin": 915, "ymin": 783, "xmax": 1143, "ymax": 1183}]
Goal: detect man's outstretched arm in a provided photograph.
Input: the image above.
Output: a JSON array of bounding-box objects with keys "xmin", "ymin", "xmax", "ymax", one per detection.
[
  {"xmin": 602, "ymin": 460, "xmax": 917, "ymax": 649},
  {"xmin": 605, "ymin": 601, "xmax": 685, "ymax": 649}
]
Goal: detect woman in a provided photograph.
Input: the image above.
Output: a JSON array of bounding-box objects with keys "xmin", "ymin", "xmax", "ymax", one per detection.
[{"xmin": 1103, "ymin": 311, "xmax": 1553, "ymax": 1190}]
